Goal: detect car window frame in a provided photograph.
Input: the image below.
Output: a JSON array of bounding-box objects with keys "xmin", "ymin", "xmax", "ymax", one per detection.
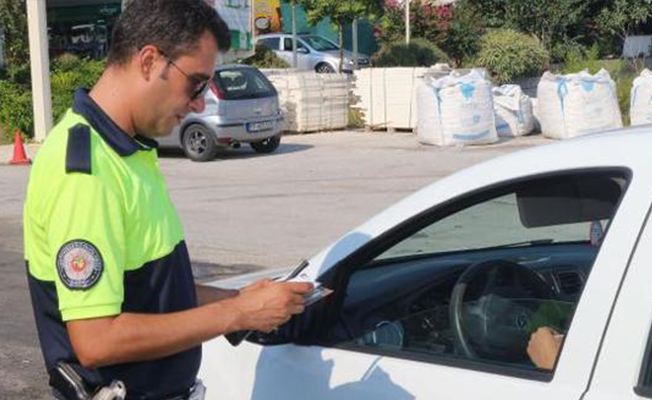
[
  {"xmin": 283, "ymin": 37, "xmax": 308, "ymax": 52},
  {"xmin": 302, "ymin": 167, "xmax": 632, "ymax": 381},
  {"xmin": 258, "ymin": 37, "xmax": 280, "ymax": 51},
  {"xmin": 212, "ymin": 67, "xmax": 277, "ymax": 100},
  {"xmin": 635, "ymin": 319, "xmax": 652, "ymax": 397}
]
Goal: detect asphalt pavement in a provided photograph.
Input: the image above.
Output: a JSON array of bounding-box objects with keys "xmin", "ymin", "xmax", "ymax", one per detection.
[{"xmin": 0, "ymin": 130, "xmax": 551, "ymax": 399}]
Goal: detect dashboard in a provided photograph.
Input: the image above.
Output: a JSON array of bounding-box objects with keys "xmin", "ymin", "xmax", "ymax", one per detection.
[{"xmin": 330, "ymin": 243, "xmax": 596, "ymax": 360}]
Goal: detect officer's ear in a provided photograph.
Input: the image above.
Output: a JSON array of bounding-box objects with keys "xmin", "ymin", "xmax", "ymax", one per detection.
[{"xmin": 137, "ymin": 45, "xmax": 160, "ymax": 82}]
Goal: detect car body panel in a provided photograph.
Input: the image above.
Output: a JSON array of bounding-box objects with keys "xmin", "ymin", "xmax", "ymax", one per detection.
[{"xmin": 200, "ymin": 126, "xmax": 652, "ymax": 399}]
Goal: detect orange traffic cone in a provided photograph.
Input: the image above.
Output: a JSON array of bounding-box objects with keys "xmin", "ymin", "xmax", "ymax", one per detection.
[{"xmin": 9, "ymin": 130, "xmax": 31, "ymax": 165}]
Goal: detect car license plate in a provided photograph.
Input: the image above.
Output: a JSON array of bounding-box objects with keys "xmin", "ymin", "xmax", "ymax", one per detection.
[{"xmin": 247, "ymin": 120, "xmax": 274, "ymax": 133}]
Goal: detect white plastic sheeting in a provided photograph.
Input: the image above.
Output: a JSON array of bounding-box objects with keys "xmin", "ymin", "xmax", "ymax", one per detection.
[
  {"xmin": 492, "ymin": 84, "xmax": 534, "ymax": 137},
  {"xmin": 416, "ymin": 69, "xmax": 498, "ymax": 146},
  {"xmin": 264, "ymin": 71, "xmax": 349, "ymax": 133},
  {"xmin": 630, "ymin": 69, "xmax": 652, "ymax": 126},
  {"xmin": 537, "ymin": 69, "xmax": 622, "ymax": 139}
]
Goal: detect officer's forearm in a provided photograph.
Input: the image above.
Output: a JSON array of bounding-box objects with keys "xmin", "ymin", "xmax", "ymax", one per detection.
[
  {"xmin": 195, "ymin": 284, "xmax": 239, "ymax": 306},
  {"xmin": 67, "ymin": 300, "xmax": 244, "ymax": 368}
]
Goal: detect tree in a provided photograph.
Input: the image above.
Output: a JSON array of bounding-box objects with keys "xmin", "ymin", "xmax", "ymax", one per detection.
[
  {"xmin": 298, "ymin": 0, "xmax": 383, "ymax": 72},
  {"xmin": 458, "ymin": 0, "xmax": 592, "ymax": 62},
  {"xmin": 376, "ymin": 0, "xmax": 451, "ymax": 47},
  {"xmin": 597, "ymin": 0, "xmax": 652, "ymax": 70},
  {"xmin": 436, "ymin": 2, "xmax": 483, "ymax": 66},
  {"xmin": 0, "ymin": 0, "xmax": 29, "ymax": 68}
]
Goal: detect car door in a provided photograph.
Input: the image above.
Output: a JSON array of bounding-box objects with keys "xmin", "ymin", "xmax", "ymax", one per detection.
[
  {"xmin": 581, "ymin": 174, "xmax": 652, "ymax": 400},
  {"xmin": 200, "ymin": 168, "xmax": 646, "ymax": 400},
  {"xmin": 279, "ymin": 37, "xmax": 311, "ymax": 70}
]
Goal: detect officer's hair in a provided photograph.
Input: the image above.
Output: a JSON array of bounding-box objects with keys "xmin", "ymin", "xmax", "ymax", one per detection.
[{"xmin": 107, "ymin": 0, "xmax": 231, "ymax": 67}]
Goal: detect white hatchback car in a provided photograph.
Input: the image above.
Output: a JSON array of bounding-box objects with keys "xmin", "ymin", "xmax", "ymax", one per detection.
[
  {"xmin": 158, "ymin": 64, "xmax": 283, "ymax": 162},
  {"xmin": 199, "ymin": 126, "xmax": 652, "ymax": 400}
]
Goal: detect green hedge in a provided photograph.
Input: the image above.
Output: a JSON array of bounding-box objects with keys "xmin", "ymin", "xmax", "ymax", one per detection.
[
  {"xmin": 475, "ymin": 29, "xmax": 549, "ymax": 84},
  {"xmin": 0, "ymin": 53, "xmax": 104, "ymax": 142},
  {"xmin": 239, "ymin": 44, "xmax": 290, "ymax": 69},
  {"xmin": 373, "ymin": 38, "xmax": 449, "ymax": 67},
  {"xmin": 0, "ymin": 79, "xmax": 33, "ymax": 142}
]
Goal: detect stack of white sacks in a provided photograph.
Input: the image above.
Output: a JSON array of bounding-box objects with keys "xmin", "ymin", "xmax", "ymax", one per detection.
[
  {"xmin": 537, "ymin": 69, "xmax": 622, "ymax": 139},
  {"xmin": 264, "ymin": 70, "xmax": 349, "ymax": 133},
  {"xmin": 492, "ymin": 84, "xmax": 535, "ymax": 137},
  {"xmin": 630, "ymin": 69, "xmax": 652, "ymax": 126},
  {"xmin": 416, "ymin": 69, "xmax": 498, "ymax": 146}
]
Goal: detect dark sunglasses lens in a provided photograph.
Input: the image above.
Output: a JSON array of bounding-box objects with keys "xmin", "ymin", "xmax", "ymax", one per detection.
[{"xmin": 192, "ymin": 80, "xmax": 210, "ymax": 100}]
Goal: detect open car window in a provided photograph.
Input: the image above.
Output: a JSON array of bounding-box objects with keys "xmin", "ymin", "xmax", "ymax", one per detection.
[{"xmin": 323, "ymin": 170, "xmax": 629, "ymax": 378}]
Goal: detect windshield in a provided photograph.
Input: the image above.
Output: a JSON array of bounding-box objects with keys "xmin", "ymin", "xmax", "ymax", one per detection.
[
  {"xmin": 376, "ymin": 172, "xmax": 625, "ymax": 261},
  {"xmin": 301, "ymin": 36, "xmax": 339, "ymax": 51}
]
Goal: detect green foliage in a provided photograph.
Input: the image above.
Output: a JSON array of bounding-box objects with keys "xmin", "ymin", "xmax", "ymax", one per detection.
[
  {"xmin": 596, "ymin": 0, "xmax": 652, "ymax": 44},
  {"xmin": 0, "ymin": 0, "xmax": 29, "ymax": 66},
  {"xmin": 438, "ymin": 3, "xmax": 484, "ymax": 66},
  {"xmin": 50, "ymin": 54, "xmax": 105, "ymax": 124},
  {"xmin": 376, "ymin": 0, "xmax": 451, "ymax": 47},
  {"xmin": 373, "ymin": 38, "xmax": 449, "ymax": 67},
  {"xmin": 0, "ymin": 63, "xmax": 31, "ymax": 84},
  {"xmin": 596, "ymin": 0, "xmax": 652, "ymax": 73},
  {"xmin": 457, "ymin": 0, "xmax": 593, "ymax": 62},
  {"xmin": 239, "ymin": 44, "xmax": 290, "ymax": 69},
  {"xmin": 561, "ymin": 45, "xmax": 608, "ymax": 74},
  {"xmin": 617, "ymin": 72, "xmax": 635, "ymax": 126},
  {"xmin": 0, "ymin": 54, "xmax": 104, "ymax": 140},
  {"xmin": 0, "ymin": 79, "xmax": 33, "ymax": 142},
  {"xmin": 348, "ymin": 107, "xmax": 365, "ymax": 129},
  {"xmin": 475, "ymin": 29, "xmax": 549, "ymax": 84},
  {"xmin": 298, "ymin": 0, "xmax": 383, "ymax": 29}
]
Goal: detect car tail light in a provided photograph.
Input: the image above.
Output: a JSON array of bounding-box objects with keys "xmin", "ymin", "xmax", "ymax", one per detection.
[{"xmin": 210, "ymin": 81, "xmax": 225, "ymax": 99}]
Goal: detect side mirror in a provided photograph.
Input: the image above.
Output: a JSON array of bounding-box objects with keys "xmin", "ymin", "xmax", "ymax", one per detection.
[{"xmin": 297, "ymin": 47, "xmax": 309, "ymax": 54}]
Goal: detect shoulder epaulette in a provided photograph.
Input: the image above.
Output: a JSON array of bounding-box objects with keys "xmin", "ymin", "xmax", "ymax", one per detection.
[{"xmin": 66, "ymin": 124, "xmax": 92, "ymax": 175}]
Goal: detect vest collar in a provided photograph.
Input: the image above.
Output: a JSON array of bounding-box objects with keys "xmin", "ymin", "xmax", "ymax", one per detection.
[{"xmin": 72, "ymin": 89, "xmax": 159, "ymax": 157}]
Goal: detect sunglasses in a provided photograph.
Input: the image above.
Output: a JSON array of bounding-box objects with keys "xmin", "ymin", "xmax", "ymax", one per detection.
[{"xmin": 159, "ymin": 50, "xmax": 211, "ymax": 100}]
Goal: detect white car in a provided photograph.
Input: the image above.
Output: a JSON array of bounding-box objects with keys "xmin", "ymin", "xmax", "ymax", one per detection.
[
  {"xmin": 256, "ymin": 33, "xmax": 371, "ymax": 73},
  {"xmin": 199, "ymin": 126, "xmax": 652, "ymax": 400}
]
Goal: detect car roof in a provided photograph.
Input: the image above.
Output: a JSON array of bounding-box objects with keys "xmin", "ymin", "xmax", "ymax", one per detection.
[
  {"xmin": 256, "ymin": 33, "xmax": 313, "ymax": 39},
  {"xmin": 214, "ymin": 64, "xmax": 260, "ymax": 72}
]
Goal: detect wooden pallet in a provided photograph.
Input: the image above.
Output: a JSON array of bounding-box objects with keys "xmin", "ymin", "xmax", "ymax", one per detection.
[{"xmin": 364, "ymin": 124, "xmax": 415, "ymax": 133}]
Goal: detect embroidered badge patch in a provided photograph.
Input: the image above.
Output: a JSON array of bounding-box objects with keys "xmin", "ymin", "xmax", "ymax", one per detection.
[{"xmin": 56, "ymin": 240, "xmax": 103, "ymax": 290}]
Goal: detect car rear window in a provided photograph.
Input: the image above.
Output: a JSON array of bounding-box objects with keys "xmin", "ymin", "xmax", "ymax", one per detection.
[{"xmin": 213, "ymin": 68, "xmax": 277, "ymax": 100}]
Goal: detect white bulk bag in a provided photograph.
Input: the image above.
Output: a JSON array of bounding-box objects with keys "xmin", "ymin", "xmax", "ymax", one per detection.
[
  {"xmin": 630, "ymin": 69, "xmax": 652, "ymax": 126},
  {"xmin": 492, "ymin": 84, "xmax": 534, "ymax": 137},
  {"xmin": 537, "ymin": 69, "xmax": 622, "ymax": 139},
  {"xmin": 416, "ymin": 69, "xmax": 498, "ymax": 146}
]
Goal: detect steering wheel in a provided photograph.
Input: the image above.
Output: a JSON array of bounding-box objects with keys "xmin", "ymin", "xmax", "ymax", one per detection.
[{"xmin": 449, "ymin": 259, "xmax": 558, "ymax": 362}]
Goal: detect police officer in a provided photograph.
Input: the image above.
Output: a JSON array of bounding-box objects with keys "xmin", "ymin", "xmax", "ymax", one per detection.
[{"xmin": 24, "ymin": 1, "xmax": 313, "ymax": 399}]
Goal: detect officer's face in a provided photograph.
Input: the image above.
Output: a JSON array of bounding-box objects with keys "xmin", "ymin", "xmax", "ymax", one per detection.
[{"xmin": 143, "ymin": 32, "xmax": 219, "ymax": 138}]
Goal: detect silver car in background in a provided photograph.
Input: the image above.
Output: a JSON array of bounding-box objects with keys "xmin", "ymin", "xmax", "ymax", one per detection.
[
  {"xmin": 256, "ymin": 33, "xmax": 371, "ymax": 73},
  {"xmin": 158, "ymin": 64, "xmax": 283, "ymax": 162}
]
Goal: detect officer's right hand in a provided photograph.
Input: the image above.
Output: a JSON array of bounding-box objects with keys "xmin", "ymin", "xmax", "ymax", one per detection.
[{"xmin": 231, "ymin": 279, "xmax": 314, "ymax": 333}]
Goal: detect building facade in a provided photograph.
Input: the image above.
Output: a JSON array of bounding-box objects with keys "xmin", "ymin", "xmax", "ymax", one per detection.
[{"xmin": 47, "ymin": 0, "xmax": 121, "ymax": 59}]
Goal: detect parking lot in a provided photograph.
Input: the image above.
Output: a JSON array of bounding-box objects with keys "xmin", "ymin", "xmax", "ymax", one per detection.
[{"xmin": 0, "ymin": 130, "xmax": 550, "ymax": 399}]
